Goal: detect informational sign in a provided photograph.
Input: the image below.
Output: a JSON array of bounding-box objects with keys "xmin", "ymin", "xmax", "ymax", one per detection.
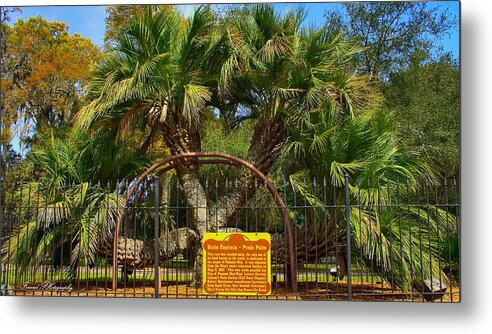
[{"xmin": 202, "ymin": 232, "xmax": 271, "ymax": 295}]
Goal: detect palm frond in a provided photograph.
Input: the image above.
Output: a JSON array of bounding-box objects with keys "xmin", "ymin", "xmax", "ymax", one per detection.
[{"xmin": 182, "ymin": 84, "xmax": 212, "ymax": 128}]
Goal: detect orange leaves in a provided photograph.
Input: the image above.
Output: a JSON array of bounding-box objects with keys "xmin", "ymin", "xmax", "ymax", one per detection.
[{"xmin": 3, "ymin": 16, "xmax": 101, "ymax": 132}]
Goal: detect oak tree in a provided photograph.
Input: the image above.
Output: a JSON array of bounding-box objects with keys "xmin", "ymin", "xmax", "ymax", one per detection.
[{"xmin": 1, "ymin": 16, "xmax": 99, "ymax": 155}]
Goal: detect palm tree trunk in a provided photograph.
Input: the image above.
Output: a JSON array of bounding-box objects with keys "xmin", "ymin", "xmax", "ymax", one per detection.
[
  {"xmin": 160, "ymin": 111, "xmax": 211, "ymax": 286},
  {"xmin": 210, "ymin": 116, "xmax": 287, "ymax": 228},
  {"xmin": 160, "ymin": 110, "xmax": 210, "ymax": 233},
  {"xmin": 98, "ymin": 227, "xmax": 197, "ymax": 269}
]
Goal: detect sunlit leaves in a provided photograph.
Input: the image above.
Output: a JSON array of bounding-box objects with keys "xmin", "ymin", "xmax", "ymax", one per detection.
[
  {"xmin": 2, "ymin": 16, "xmax": 100, "ymax": 140},
  {"xmin": 182, "ymin": 84, "xmax": 212, "ymax": 128},
  {"xmin": 78, "ymin": 5, "xmax": 222, "ymax": 137}
]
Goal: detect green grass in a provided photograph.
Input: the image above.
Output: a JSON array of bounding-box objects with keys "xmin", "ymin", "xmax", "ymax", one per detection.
[
  {"xmin": 292, "ymin": 274, "xmax": 383, "ymax": 284},
  {"xmin": 1, "ymin": 267, "xmax": 192, "ymax": 285},
  {"xmin": 2, "ymin": 263, "xmax": 383, "ymax": 286}
]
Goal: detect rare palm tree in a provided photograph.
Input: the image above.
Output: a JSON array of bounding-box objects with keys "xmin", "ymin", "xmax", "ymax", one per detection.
[
  {"xmin": 75, "ymin": 4, "xmax": 378, "ymax": 286},
  {"xmin": 77, "ymin": 5, "xmax": 376, "ymax": 231}
]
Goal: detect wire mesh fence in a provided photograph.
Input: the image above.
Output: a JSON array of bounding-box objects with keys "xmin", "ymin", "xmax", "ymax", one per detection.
[{"xmin": 0, "ymin": 175, "xmax": 460, "ymax": 301}]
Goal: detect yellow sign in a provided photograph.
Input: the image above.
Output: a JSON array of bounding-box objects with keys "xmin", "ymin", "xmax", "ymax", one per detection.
[{"xmin": 202, "ymin": 232, "xmax": 271, "ymax": 295}]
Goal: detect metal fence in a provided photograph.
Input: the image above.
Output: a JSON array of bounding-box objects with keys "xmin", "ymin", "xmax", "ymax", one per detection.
[{"xmin": 0, "ymin": 175, "xmax": 460, "ymax": 302}]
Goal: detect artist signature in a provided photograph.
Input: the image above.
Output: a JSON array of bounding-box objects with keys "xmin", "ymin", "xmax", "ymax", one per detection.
[{"xmin": 21, "ymin": 282, "xmax": 73, "ymax": 292}]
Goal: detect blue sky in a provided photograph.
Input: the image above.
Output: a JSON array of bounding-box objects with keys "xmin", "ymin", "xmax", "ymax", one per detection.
[{"xmin": 11, "ymin": 2, "xmax": 460, "ymax": 56}]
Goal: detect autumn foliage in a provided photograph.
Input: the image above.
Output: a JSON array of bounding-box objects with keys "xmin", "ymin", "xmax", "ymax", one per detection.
[{"xmin": 1, "ymin": 17, "xmax": 99, "ymax": 150}]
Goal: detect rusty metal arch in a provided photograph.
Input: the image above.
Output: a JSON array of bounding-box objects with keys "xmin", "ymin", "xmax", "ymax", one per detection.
[{"xmin": 112, "ymin": 152, "xmax": 297, "ymax": 293}]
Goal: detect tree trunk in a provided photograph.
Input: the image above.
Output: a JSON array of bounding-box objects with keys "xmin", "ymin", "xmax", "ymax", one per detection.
[
  {"xmin": 192, "ymin": 245, "xmax": 204, "ymax": 289},
  {"xmin": 178, "ymin": 170, "xmax": 209, "ymax": 287},
  {"xmin": 160, "ymin": 110, "xmax": 210, "ymax": 287},
  {"xmin": 209, "ymin": 116, "xmax": 287, "ymax": 228},
  {"xmin": 98, "ymin": 227, "xmax": 197, "ymax": 269},
  {"xmin": 160, "ymin": 111, "xmax": 288, "ymax": 287}
]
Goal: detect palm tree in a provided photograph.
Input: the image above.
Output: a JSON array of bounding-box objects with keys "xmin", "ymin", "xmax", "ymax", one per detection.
[
  {"xmin": 77, "ymin": 5, "xmax": 376, "ymax": 231},
  {"xmin": 1, "ymin": 128, "xmax": 148, "ymax": 279},
  {"xmin": 74, "ymin": 4, "xmax": 378, "ymax": 286},
  {"xmin": 212, "ymin": 5, "xmax": 380, "ymax": 223},
  {"xmin": 275, "ymin": 107, "xmax": 456, "ymax": 292},
  {"xmin": 76, "ymin": 6, "xmax": 226, "ymax": 237}
]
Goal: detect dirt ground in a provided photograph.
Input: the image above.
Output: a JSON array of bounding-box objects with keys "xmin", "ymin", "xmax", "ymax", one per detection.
[{"xmin": 10, "ymin": 281, "xmax": 460, "ymax": 302}]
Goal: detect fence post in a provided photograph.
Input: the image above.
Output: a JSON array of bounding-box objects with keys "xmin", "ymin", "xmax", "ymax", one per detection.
[
  {"xmin": 154, "ymin": 177, "xmax": 161, "ymax": 298},
  {"xmin": 344, "ymin": 174, "xmax": 352, "ymax": 300},
  {"xmin": 0, "ymin": 181, "xmax": 3, "ymax": 288}
]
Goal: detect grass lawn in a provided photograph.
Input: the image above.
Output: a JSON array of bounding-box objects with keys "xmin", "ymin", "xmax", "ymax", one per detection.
[{"xmin": 3, "ymin": 264, "xmax": 383, "ymax": 286}]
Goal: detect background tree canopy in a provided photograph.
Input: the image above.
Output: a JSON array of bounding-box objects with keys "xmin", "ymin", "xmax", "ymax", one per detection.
[
  {"xmin": 383, "ymin": 55, "xmax": 459, "ymax": 177},
  {"xmin": 324, "ymin": 2, "xmax": 459, "ymax": 177},
  {"xmin": 1, "ymin": 15, "xmax": 100, "ymax": 158},
  {"xmin": 324, "ymin": 2, "xmax": 456, "ymax": 78}
]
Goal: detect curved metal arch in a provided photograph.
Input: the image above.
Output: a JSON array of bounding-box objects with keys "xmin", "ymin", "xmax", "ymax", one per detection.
[{"xmin": 112, "ymin": 152, "xmax": 297, "ymax": 293}]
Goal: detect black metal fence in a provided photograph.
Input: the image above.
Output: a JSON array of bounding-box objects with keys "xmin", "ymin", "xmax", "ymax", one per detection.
[{"xmin": 0, "ymin": 176, "xmax": 460, "ymax": 301}]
